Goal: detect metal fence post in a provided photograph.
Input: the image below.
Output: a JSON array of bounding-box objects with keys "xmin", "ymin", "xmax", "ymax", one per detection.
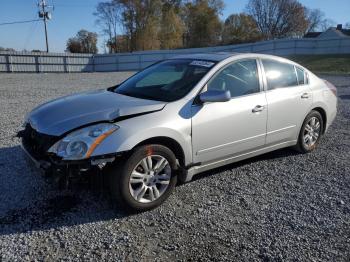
[
  {"xmin": 63, "ymin": 56, "xmax": 68, "ymax": 73},
  {"xmin": 67, "ymin": 56, "xmax": 71, "ymax": 73},
  {"xmin": 5, "ymin": 55, "xmax": 12, "ymax": 73},
  {"xmin": 35, "ymin": 56, "xmax": 40, "ymax": 73}
]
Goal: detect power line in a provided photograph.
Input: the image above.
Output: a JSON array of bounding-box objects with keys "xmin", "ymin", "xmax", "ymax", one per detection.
[
  {"xmin": 23, "ymin": 20, "xmax": 39, "ymax": 50},
  {"xmin": 0, "ymin": 19, "xmax": 41, "ymax": 26}
]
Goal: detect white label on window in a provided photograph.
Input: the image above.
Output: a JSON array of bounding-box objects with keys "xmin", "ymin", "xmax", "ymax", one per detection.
[{"xmin": 190, "ymin": 60, "xmax": 215, "ymax": 68}]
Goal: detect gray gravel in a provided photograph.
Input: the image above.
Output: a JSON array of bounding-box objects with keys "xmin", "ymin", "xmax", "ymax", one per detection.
[{"xmin": 0, "ymin": 72, "xmax": 349, "ymax": 261}]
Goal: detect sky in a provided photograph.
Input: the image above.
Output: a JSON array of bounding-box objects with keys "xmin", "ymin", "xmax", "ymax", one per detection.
[{"xmin": 0, "ymin": 0, "xmax": 349, "ymax": 53}]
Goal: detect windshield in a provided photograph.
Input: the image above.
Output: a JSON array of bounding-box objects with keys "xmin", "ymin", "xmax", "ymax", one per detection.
[{"xmin": 114, "ymin": 59, "xmax": 215, "ymax": 102}]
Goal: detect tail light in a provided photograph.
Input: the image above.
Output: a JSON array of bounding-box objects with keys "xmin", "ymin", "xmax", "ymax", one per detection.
[{"xmin": 324, "ymin": 80, "xmax": 337, "ymax": 96}]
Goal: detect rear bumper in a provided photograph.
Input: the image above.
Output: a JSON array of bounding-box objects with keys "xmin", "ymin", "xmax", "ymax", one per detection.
[{"xmin": 326, "ymin": 109, "xmax": 337, "ymax": 132}]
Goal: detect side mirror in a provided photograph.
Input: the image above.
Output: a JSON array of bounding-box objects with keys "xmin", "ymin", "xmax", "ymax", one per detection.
[{"xmin": 199, "ymin": 90, "xmax": 231, "ymax": 103}]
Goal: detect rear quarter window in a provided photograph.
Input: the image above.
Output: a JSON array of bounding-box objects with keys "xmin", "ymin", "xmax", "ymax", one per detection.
[{"xmin": 296, "ymin": 67, "xmax": 306, "ymax": 85}]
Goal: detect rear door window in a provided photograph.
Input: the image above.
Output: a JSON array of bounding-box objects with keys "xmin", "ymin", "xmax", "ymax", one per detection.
[{"xmin": 262, "ymin": 59, "xmax": 298, "ymax": 89}]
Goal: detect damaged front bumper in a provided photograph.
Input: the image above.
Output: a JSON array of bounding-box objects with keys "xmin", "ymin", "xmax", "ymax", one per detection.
[
  {"xmin": 21, "ymin": 142, "xmax": 117, "ymax": 173},
  {"xmin": 17, "ymin": 123, "xmax": 124, "ymax": 189},
  {"xmin": 21, "ymin": 142, "xmax": 52, "ymax": 172},
  {"xmin": 20, "ymin": 139, "xmax": 122, "ymax": 189}
]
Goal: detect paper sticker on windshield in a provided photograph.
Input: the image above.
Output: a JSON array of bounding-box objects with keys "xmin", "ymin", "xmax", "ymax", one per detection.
[{"xmin": 190, "ymin": 60, "xmax": 215, "ymax": 68}]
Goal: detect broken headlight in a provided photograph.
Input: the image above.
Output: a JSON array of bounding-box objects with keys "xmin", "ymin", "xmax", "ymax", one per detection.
[{"xmin": 48, "ymin": 123, "xmax": 119, "ymax": 160}]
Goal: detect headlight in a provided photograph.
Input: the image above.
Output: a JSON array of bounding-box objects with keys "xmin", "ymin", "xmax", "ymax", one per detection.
[{"xmin": 48, "ymin": 123, "xmax": 119, "ymax": 160}]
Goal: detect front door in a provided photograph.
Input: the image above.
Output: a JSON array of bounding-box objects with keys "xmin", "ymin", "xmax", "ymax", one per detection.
[{"xmin": 192, "ymin": 59, "xmax": 268, "ymax": 164}]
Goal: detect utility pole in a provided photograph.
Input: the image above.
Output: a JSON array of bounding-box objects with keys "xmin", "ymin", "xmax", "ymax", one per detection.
[{"xmin": 38, "ymin": 0, "xmax": 53, "ymax": 52}]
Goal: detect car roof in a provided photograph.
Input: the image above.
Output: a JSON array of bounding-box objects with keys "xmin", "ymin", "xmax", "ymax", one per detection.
[
  {"xmin": 171, "ymin": 52, "xmax": 239, "ymax": 62},
  {"xmin": 170, "ymin": 52, "xmax": 305, "ymax": 69}
]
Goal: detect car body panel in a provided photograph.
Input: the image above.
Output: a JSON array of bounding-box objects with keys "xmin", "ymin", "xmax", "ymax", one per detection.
[
  {"xmin": 91, "ymin": 99, "xmax": 194, "ymax": 165},
  {"xmin": 21, "ymin": 52, "xmax": 337, "ymax": 182},
  {"xmin": 264, "ymin": 85, "xmax": 314, "ymax": 145},
  {"xmin": 191, "ymin": 92, "xmax": 268, "ymax": 163},
  {"xmin": 26, "ymin": 89, "xmax": 166, "ymax": 136}
]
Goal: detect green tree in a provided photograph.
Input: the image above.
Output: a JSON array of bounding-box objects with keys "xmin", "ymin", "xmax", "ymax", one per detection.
[
  {"xmin": 66, "ymin": 30, "xmax": 98, "ymax": 54},
  {"xmin": 159, "ymin": 0, "xmax": 184, "ymax": 49},
  {"xmin": 116, "ymin": 0, "xmax": 162, "ymax": 51},
  {"xmin": 222, "ymin": 13, "xmax": 262, "ymax": 44},
  {"xmin": 183, "ymin": 0, "xmax": 224, "ymax": 48}
]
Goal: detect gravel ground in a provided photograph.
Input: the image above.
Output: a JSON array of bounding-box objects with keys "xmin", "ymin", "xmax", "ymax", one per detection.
[{"xmin": 0, "ymin": 72, "xmax": 349, "ymax": 261}]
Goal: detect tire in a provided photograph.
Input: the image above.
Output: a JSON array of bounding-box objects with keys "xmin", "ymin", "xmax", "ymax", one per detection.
[
  {"xmin": 108, "ymin": 144, "xmax": 178, "ymax": 212},
  {"xmin": 294, "ymin": 110, "xmax": 324, "ymax": 153}
]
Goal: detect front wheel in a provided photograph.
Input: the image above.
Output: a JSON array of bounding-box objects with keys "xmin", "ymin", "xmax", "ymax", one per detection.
[
  {"xmin": 108, "ymin": 144, "xmax": 178, "ymax": 212},
  {"xmin": 295, "ymin": 110, "xmax": 323, "ymax": 153}
]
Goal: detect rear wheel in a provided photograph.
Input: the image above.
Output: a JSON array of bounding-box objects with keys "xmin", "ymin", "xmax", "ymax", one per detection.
[
  {"xmin": 295, "ymin": 110, "xmax": 323, "ymax": 153},
  {"xmin": 108, "ymin": 144, "xmax": 177, "ymax": 212}
]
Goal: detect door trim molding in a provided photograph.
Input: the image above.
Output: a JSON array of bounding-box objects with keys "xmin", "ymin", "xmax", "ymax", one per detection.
[
  {"xmin": 267, "ymin": 125, "xmax": 296, "ymax": 135},
  {"xmin": 197, "ymin": 132, "xmax": 266, "ymax": 155},
  {"xmin": 198, "ymin": 140, "xmax": 297, "ymax": 170}
]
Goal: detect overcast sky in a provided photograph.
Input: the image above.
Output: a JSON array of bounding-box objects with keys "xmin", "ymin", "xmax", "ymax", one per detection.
[{"xmin": 0, "ymin": 0, "xmax": 349, "ymax": 53}]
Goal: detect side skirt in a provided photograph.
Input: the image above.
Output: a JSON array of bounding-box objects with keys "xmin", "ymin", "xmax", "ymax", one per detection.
[{"xmin": 180, "ymin": 140, "xmax": 297, "ymax": 183}]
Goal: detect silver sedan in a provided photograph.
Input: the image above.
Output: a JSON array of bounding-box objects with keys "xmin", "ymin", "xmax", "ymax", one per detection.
[{"xmin": 19, "ymin": 53, "xmax": 337, "ymax": 211}]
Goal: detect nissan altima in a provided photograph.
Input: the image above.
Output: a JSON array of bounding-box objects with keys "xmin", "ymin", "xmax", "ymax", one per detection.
[{"xmin": 18, "ymin": 53, "xmax": 337, "ymax": 211}]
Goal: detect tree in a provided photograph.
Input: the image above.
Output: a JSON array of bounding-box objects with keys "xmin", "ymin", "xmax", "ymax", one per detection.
[
  {"xmin": 183, "ymin": 0, "xmax": 224, "ymax": 47},
  {"xmin": 94, "ymin": 1, "xmax": 122, "ymax": 53},
  {"xmin": 247, "ymin": 0, "xmax": 309, "ymax": 39},
  {"xmin": 305, "ymin": 8, "xmax": 336, "ymax": 33},
  {"xmin": 159, "ymin": 0, "xmax": 184, "ymax": 49},
  {"xmin": 0, "ymin": 47, "xmax": 16, "ymax": 52},
  {"xmin": 66, "ymin": 30, "xmax": 98, "ymax": 54},
  {"xmin": 222, "ymin": 13, "xmax": 262, "ymax": 44},
  {"xmin": 320, "ymin": 18, "xmax": 336, "ymax": 31},
  {"xmin": 305, "ymin": 8, "xmax": 325, "ymax": 32},
  {"xmin": 114, "ymin": 0, "xmax": 163, "ymax": 52},
  {"xmin": 94, "ymin": 0, "xmax": 229, "ymax": 52}
]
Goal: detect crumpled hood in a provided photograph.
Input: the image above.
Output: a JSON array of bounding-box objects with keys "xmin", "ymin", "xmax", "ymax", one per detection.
[{"xmin": 27, "ymin": 89, "xmax": 166, "ymax": 136}]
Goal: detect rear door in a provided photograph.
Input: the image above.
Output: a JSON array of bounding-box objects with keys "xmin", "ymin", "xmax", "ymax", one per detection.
[
  {"xmin": 191, "ymin": 59, "xmax": 268, "ymax": 164},
  {"xmin": 260, "ymin": 59, "xmax": 313, "ymax": 145}
]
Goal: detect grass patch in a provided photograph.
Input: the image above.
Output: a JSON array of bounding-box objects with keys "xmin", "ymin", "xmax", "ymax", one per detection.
[{"xmin": 287, "ymin": 55, "xmax": 350, "ymax": 75}]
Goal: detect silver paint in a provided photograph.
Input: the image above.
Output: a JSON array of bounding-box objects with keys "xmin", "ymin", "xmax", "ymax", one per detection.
[{"xmin": 23, "ymin": 53, "xmax": 338, "ymax": 182}]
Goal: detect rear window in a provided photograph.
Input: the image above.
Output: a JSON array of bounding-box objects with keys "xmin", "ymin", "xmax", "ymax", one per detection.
[{"xmin": 262, "ymin": 59, "xmax": 298, "ymax": 89}]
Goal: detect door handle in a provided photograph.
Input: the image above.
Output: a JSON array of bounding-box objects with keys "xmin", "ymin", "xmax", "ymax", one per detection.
[
  {"xmin": 301, "ymin": 93, "xmax": 310, "ymax": 99},
  {"xmin": 252, "ymin": 105, "xmax": 264, "ymax": 113}
]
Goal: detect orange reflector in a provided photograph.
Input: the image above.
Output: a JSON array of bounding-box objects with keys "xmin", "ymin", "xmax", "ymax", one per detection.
[{"xmin": 85, "ymin": 129, "xmax": 116, "ymax": 158}]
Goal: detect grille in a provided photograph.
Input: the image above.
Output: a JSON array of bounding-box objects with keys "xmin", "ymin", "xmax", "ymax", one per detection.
[{"xmin": 21, "ymin": 124, "xmax": 59, "ymax": 160}]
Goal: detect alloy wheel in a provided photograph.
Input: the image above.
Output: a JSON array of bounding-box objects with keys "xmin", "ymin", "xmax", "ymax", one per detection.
[
  {"xmin": 128, "ymin": 155, "xmax": 171, "ymax": 203},
  {"xmin": 303, "ymin": 116, "xmax": 321, "ymax": 149}
]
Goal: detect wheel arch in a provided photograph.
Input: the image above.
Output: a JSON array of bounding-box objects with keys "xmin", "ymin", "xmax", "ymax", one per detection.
[
  {"xmin": 311, "ymin": 107, "xmax": 327, "ymax": 134},
  {"xmin": 134, "ymin": 136, "xmax": 186, "ymax": 167}
]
